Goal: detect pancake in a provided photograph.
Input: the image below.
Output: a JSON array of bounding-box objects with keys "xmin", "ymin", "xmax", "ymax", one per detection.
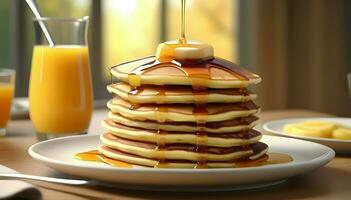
[
  {"xmin": 108, "ymin": 112, "xmax": 259, "ymax": 133},
  {"xmin": 107, "ymin": 82, "xmax": 256, "ymax": 104},
  {"xmin": 107, "ymin": 98, "xmax": 260, "ymax": 123},
  {"xmin": 100, "ymin": 133, "xmax": 268, "ymax": 162},
  {"xmin": 110, "ymin": 56, "xmax": 261, "ymax": 89},
  {"xmin": 93, "ymin": 38, "xmax": 268, "ymax": 169},
  {"xmin": 99, "ymin": 145, "xmax": 269, "ymax": 168},
  {"xmin": 102, "ymin": 120, "xmax": 262, "ymax": 147}
]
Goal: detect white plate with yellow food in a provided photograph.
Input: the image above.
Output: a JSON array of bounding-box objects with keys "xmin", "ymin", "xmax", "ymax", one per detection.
[
  {"xmin": 28, "ymin": 134, "xmax": 334, "ymax": 191},
  {"xmin": 263, "ymin": 118, "xmax": 351, "ymax": 153}
]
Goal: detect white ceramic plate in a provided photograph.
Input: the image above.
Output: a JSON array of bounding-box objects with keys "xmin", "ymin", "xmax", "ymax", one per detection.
[
  {"xmin": 263, "ymin": 117, "xmax": 351, "ymax": 153},
  {"xmin": 29, "ymin": 135, "xmax": 334, "ymax": 191}
]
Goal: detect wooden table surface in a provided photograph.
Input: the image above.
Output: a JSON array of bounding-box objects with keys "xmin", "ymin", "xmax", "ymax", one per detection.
[{"xmin": 1, "ymin": 109, "xmax": 351, "ymax": 200}]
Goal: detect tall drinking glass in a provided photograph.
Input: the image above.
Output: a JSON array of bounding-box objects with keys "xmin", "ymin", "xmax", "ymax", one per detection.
[
  {"xmin": 0, "ymin": 69, "xmax": 15, "ymax": 136},
  {"xmin": 29, "ymin": 17, "xmax": 93, "ymax": 141}
]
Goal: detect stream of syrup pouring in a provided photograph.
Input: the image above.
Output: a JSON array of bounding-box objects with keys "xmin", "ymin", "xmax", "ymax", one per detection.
[
  {"xmin": 75, "ymin": 0, "xmax": 293, "ymax": 168},
  {"xmin": 137, "ymin": 0, "xmax": 210, "ymax": 168}
]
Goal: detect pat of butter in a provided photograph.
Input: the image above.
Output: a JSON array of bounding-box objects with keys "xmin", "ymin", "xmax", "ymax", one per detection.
[
  {"xmin": 283, "ymin": 120, "xmax": 351, "ymax": 140},
  {"xmin": 283, "ymin": 121, "xmax": 334, "ymax": 138},
  {"xmin": 156, "ymin": 40, "xmax": 214, "ymax": 60}
]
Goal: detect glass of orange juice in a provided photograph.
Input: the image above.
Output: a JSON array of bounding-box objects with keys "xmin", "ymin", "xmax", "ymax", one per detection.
[
  {"xmin": 29, "ymin": 17, "xmax": 93, "ymax": 141},
  {"xmin": 0, "ymin": 69, "xmax": 15, "ymax": 136}
]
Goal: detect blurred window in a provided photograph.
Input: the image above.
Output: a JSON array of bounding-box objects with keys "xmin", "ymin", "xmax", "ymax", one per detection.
[
  {"xmin": 102, "ymin": 0, "xmax": 160, "ymax": 80},
  {"xmin": 166, "ymin": 0, "xmax": 237, "ymax": 61},
  {"xmin": 102, "ymin": 0, "xmax": 238, "ymax": 80},
  {"xmin": 3, "ymin": 0, "xmax": 238, "ymax": 99},
  {"xmin": 0, "ymin": 1, "xmax": 10, "ymax": 68}
]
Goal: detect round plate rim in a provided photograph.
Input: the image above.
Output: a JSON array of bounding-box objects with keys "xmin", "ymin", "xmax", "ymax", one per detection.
[
  {"xmin": 28, "ymin": 134, "xmax": 335, "ymax": 173},
  {"xmin": 98, "ymin": 179, "xmax": 288, "ymax": 192}
]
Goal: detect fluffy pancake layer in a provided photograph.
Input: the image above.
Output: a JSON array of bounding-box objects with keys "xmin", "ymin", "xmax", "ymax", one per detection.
[
  {"xmin": 107, "ymin": 83, "xmax": 256, "ymax": 104},
  {"xmin": 108, "ymin": 112, "xmax": 259, "ymax": 133},
  {"xmin": 102, "ymin": 120, "xmax": 262, "ymax": 147},
  {"xmin": 111, "ymin": 57, "xmax": 261, "ymax": 88},
  {"xmin": 98, "ymin": 145, "xmax": 269, "ymax": 168},
  {"xmin": 100, "ymin": 133, "xmax": 268, "ymax": 162},
  {"xmin": 107, "ymin": 98, "xmax": 259, "ymax": 123}
]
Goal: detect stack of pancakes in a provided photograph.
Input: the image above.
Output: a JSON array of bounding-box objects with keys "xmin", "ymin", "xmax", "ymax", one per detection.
[{"xmin": 99, "ymin": 43, "xmax": 267, "ymax": 168}]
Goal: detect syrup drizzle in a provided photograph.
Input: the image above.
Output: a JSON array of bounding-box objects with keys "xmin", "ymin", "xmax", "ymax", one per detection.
[
  {"xmin": 153, "ymin": 81, "xmax": 168, "ymax": 167},
  {"xmin": 155, "ymin": 129, "xmax": 167, "ymax": 167},
  {"xmin": 193, "ymin": 105, "xmax": 209, "ymax": 168},
  {"xmin": 127, "ymin": 86, "xmax": 143, "ymax": 109},
  {"xmin": 122, "ymin": 56, "xmax": 254, "ymax": 89}
]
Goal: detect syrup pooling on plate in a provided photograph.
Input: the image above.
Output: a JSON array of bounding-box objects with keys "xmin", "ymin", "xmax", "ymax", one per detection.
[
  {"xmin": 74, "ymin": 150, "xmax": 293, "ymax": 168},
  {"xmin": 264, "ymin": 153, "xmax": 294, "ymax": 165},
  {"xmin": 74, "ymin": 150, "xmax": 100, "ymax": 161},
  {"xmin": 75, "ymin": 150, "xmax": 132, "ymax": 168}
]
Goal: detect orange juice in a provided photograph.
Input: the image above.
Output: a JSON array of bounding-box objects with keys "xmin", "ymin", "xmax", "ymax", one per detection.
[
  {"xmin": 29, "ymin": 45, "xmax": 93, "ymax": 134},
  {"xmin": 0, "ymin": 83, "xmax": 14, "ymax": 128}
]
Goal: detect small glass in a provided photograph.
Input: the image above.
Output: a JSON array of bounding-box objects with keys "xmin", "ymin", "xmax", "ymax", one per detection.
[
  {"xmin": 29, "ymin": 17, "xmax": 93, "ymax": 141},
  {"xmin": 0, "ymin": 69, "xmax": 16, "ymax": 136}
]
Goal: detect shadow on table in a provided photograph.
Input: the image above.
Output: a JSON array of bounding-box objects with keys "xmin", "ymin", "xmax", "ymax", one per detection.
[{"xmin": 34, "ymin": 166, "xmax": 350, "ymax": 200}]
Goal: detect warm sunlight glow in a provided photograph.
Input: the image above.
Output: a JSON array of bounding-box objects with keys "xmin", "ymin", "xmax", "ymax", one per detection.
[{"xmin": 108, "ymin": 0, "xmax": 137, "ymax": 17}]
